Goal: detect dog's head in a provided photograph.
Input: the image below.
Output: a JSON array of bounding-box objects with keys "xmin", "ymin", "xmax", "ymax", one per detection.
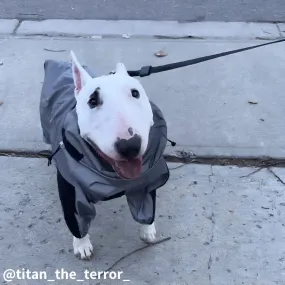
[{"xmin": 70, "ymin": 51, "xmax": 154, "ymax": 179}]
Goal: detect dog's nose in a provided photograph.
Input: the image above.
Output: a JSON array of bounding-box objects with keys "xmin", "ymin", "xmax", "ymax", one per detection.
[{"xmin": 115, "ymin": 135, "xmax": 141, "ymax": 159}]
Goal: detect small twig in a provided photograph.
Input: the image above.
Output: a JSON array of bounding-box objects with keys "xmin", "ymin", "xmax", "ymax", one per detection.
[
  {"xmin": 267, "ymin": 168, "xmax": 285, "ymax": 186},
  {"xmin": 169, "ymin": 164, "xmax": 185, "ymax": 171},
  {"xmin": 239, "ymin": 161, "xmax": 285, "ymax": 178},
  {"xmin": 44, "ymin": 48, "xmax": 66, "ymax": 52},
  {"xmin": 105, "ymin": 236, "xmax": 171, "ymax": 272},
  {"xmin": 239, "ymin": 167, "xmax": 265, "ymax": 178}
]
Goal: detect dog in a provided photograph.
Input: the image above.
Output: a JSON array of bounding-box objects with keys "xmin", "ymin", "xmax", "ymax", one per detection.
[{"xmin": 40, "ymin": 51, "xmax": 170, "ymax": 260}]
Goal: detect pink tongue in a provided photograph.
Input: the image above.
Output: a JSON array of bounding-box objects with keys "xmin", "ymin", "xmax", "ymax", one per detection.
[{"xmin": 114, "ymin": 157, "xmax": 142, "ymax": 179}]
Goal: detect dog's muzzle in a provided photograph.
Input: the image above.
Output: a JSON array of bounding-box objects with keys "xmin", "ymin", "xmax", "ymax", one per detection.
[{"xmin": 115, "ymin": 134, "xmax": 142, "ymax": 159}]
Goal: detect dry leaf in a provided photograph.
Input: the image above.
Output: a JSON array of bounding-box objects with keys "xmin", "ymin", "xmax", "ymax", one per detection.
[
  {"xmin": 155, "ymin": 50, "xmax": 168, "ymax": 57},
  {"xmin": 248, "ymin": 101, "xmax": 258, "ymax": 105}
]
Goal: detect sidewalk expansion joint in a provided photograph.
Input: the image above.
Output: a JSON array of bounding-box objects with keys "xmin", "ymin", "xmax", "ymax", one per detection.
[
  {"xmin": 4, "ymin": 19, "xmax": 284, "ymax": 40},
  {"xmin": 1, "ymin": 150, "xmax": 285, "ymax": 168}
]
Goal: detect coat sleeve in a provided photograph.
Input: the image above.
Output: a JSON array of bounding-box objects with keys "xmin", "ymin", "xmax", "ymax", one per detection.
[{"xmin": 126, "ymin": 189, "xmax": 156, "ymax": 225}]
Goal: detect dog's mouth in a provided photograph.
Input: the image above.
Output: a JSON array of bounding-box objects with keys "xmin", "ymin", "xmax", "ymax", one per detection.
[
  {"xmin": 86, "ymin": 138, "xmax": 142, "ymax": 179},
  {"xmin": 112, "ymin": 157, "xmax": 142, "ymax": 179}
]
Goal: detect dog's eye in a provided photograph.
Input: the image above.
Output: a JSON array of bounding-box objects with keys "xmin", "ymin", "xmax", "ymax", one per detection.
[
  {"xmin": 88, "ymin": 88, "xmax": 101, "ymax": 108},
  {"xmin": 88, "ymin": 97, "xmax": 98, "ymax": 108},
  {"xmin": 131, "ymin": 89, "xmax": 140, "ymax": 99}
]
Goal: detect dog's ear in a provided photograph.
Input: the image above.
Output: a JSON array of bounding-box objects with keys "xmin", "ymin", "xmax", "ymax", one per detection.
[
  {"xmin": 116, "ymin": 63, "xmax": 128, "ymax": 75},
  {"xmin": 70, "ymin": 50, "xmax": 92, "ymax": 94}
]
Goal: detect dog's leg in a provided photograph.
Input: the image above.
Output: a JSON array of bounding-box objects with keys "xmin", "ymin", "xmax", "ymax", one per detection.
[
  {"xmin": 139, "ymin": 189, "xmax": 157, "ymax": 243},
  {"xmin": 140, "ymin": 222, "xmax": 156, "ymax": 243},
  {"xmin": 57, "ymin": 170, "xmax": 93, "ymax": 260}
]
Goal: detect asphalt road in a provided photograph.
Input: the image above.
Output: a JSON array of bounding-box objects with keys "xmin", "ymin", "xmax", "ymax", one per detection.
[{"xmin": 0, "ymin": 0, "xmax": 284, "ymax": 22}]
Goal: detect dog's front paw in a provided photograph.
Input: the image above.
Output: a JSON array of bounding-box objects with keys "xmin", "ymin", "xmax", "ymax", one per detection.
[
  {"xmin": 140, "ymin": 223, "xmax": 156, "ymax": 243},
  {"xmin": 73, "ymin": 234, "xmax": 94, "ymax": 260}
]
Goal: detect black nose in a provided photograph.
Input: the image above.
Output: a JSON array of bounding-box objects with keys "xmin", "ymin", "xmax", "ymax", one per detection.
[{"xmin": 115, "ymin": 135, "xmax": 141, "ymax": 159}]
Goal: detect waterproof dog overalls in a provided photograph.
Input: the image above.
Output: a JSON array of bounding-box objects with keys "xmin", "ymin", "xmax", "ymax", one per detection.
[{"xmin": 40, "ymin": 60, "xmax": 170, "ymax": 238}]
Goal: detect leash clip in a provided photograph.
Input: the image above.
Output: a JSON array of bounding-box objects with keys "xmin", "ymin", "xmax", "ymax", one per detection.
[{"xmin": 139, "ymin": 65, "xmax": 152, "ymax": 77}]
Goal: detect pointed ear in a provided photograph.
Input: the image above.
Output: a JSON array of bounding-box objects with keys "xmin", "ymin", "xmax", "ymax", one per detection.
[
  {"xmin": 115, "ymin": 63, "xmax": 128, "ymax": 75},
  {"xmin": 70, "ymin": 50, "xmax": 92, "ymax": 94}
]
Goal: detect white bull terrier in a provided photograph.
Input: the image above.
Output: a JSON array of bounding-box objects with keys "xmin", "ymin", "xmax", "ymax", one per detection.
[
  {"xmin": 71, "ymin": 51, "xmax": 156, "ymax": 258},
  {"xmin": 40, "ymin": 51, "xmax": 170, "ymax": 260}
]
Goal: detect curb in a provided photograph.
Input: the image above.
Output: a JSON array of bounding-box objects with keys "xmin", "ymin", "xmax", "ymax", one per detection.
[
  {"xmin": 0, "ymin": 19, "xmax": 19, "ymax": 34},
  {"xmin": 0, "ymin": 19, "xmax": 285, "ymax": 40}
]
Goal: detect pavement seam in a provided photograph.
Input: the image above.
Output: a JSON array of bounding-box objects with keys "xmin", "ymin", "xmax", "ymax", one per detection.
[
  {"xmin": 12, "ymin": 20, "xmax": 22, "ymax": 34},
  {"xmin": 4, "ymin": 19, "xmax": 283, "ymax": 40},
  {"xmin": 1, "ymin": 35, "xmax": 281, "ymax": 43},
  {"xmin": 276, "ymin": 23, "xmax": 284, "ymax": 38},
  {"xmin": 2, "ymin": 151, "xmax": 285, "ymax": 168}
]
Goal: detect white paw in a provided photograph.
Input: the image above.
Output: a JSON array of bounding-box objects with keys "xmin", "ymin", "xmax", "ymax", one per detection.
[
  {"xmin": 140, "ymin": 223, "xmax": 156, "ymax": 243},
  {"xmin": 73, "ymin": 234, "xmax": 94, "ymax": 260}
]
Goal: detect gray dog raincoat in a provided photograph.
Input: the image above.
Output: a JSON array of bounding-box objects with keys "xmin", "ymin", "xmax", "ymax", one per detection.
[{"xmin": 40, "ymin": 59, "xmax": 170, "ymax": 238}]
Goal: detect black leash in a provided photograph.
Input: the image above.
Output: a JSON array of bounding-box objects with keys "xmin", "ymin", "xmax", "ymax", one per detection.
[
  {"xmin": 47, "ymin": 37, "xmax": 285, "ymax": 166},
  {"xmin": 127, "ymin": 38, "xmax": 285, "ymax": 77}
]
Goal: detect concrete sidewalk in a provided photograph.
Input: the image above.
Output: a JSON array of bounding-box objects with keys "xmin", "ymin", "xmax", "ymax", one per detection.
[
  {"xmin": 1, "ymin": 35, "xmax": 285, "ymax": 158},
  {"xmin": 0, "ymin": 157, "xmax": 285, "ymax": 285},
  {"xmin": 1, "ymin": 23, "xmax": 285, "ymax": 285}
]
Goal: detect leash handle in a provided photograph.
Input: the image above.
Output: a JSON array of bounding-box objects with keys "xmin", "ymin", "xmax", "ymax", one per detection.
[{"xmin": 127, "ymin": 38, "xmax": 285, "ymax": 77}]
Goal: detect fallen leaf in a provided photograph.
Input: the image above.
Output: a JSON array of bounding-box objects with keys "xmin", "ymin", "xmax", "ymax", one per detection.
[
  {"xmin": 260, "ymin": 118, "xmax": 265, "ymax": 122},
  {"xmin": 155, "ymin": 50, "xmax": 168, "ymax": 57},
  {"xmin": 248, "ymin": 101, "xmax": 258, "ymax": 105}
]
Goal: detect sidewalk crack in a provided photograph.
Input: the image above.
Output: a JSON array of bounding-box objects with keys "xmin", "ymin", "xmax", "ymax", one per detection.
[
  {"xmin": 208, "ymin": 165, "xmax": 214, "ymax": 184},
  {"xmin": 12, "ymin": 20, "xmax": 22, "ymax": 34},
  {"xmin": 208, "ymin": 254, "xmax": 213, "ymax": 284}
]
